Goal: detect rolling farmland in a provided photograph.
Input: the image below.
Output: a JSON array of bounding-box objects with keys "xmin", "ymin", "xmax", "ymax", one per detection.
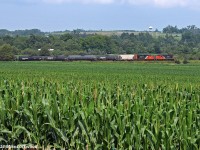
[{"xmin": 0, "ymin": 61, "xmax": 199, "ymax": 149}]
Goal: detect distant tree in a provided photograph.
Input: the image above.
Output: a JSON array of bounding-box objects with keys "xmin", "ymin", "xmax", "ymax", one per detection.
[
  {"xmin": 0, "ymin": 29, "xmax": 10, "ymax": 36},
  {"xmin": 14, "ymin": 29, "xmax": 44, "ymax": 36},
  {"xmin": 0, "ymin": 29, "xmax": 44, "ymax": 36},
  {"xmin": 65, "ymin": 39, "xmax": 81, "ymax": 52},
  {"xmin": 182, "ymin": 32, "xmax": 193, "ymax": 42},
  {"xmin": 163, "ymin": 25, "xmax": 179, "ymax": 33},
  {"xmin": 154, "ymin": 43, "xmax": 161, "ymax": 54},
  {"xmin": 73, "ymin": 29, "xmax": 84, "ymax": 35},
  {"xmin": 60, "ymin": 34, "xmax": 73, "ymax": 42},
  {"xmin": 120, "ymin": 33, "xmax": 130, "ymax": 39},
  {"xmin": 186, "ymin": 25, "xmax": 198, "ymax": 31},
  {"xmin": 13, "ymin": 36, "xmax": 27, "ymax": 50},
  {"xmin": 39, "ymin": 45, "xmax": 50, "ymax": 56},
  {"xmin": 22, "ymin": 48, "xmax": 39, "ymax": 56},
  {"xmin": 51, "ymin": 50, "xmax": 63, "ymax": 56},
  {"xmin": 26, "ymin": 34, "xmax": 39, "ymax": 48},
  {"xmin": 2, "ymin": 35, "xmax": 14, "ymax": 45},
  {"xmin": 0, "ymin": 44, "xmax": 15, "ymax": 61}
]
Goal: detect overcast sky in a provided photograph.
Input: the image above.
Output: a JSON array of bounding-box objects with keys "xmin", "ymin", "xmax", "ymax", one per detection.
[{"xmin": 1, "ymin": 0, "xmax": 200, "ymax": 31}]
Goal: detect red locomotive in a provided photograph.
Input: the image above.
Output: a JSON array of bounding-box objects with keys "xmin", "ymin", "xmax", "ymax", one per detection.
[{"xmin": 134, "ymin": 54, "xmax": 174, "ymax": 61}]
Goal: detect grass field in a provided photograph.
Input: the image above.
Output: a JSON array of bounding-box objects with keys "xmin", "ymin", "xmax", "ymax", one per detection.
[{"xmin": 0, "ymin": 61, "xmax": 199, "ymax": 149}]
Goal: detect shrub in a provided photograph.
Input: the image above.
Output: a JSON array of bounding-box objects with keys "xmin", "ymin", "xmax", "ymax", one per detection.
[
  {"xmin": 183, "ymin": 59, "xmax": 189, "ymax": 64},
  {"xmin": 175, "ymin": 60, "xmax": 181, "ymax": 64}
]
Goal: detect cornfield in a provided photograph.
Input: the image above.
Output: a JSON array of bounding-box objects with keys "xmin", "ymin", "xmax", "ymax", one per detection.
[{"xmin": 0, "ymin": 62, "xmax": 199, "ymax": 149}]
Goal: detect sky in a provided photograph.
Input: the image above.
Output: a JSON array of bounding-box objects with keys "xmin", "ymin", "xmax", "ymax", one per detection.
[{"xmin": 0, "ymin": 0, "xmax": 200, "ymax": 32}]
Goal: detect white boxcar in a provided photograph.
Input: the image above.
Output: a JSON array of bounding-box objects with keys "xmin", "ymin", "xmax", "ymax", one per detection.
[{"xmin": 119, "ymin": 55, "xmax": 135, "ymax": 60}]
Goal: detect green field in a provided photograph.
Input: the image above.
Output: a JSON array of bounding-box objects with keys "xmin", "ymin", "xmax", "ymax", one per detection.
[{"xmin": 0, "ymin": 61, "xmax": 199, "ymax": 149}]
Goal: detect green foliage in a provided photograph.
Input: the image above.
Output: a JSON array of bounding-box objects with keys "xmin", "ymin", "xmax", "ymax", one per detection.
[
  {"xmin": 0, "ymin": 62, "xmax": 200, "ymax": 149},
  {"xmin": 175, "ymin": 60, "xmax": 181, "ymax": 64},
  {"xmin": 60, "ymin": 33, "xmax": 73, "ymax": 42},
  {"xmin": 65, "ymin": 39, "xmax": 81, "ymax": 51},
  {"xmin": 183, "ymin": 59, "xmax": 189, "ymax": 64},
  {"xmin": 0, "ymin": 44, "xmax": 15, "ymax": 61},
  {"xmin": 0, "ymin": 29, "xmax": 44, "ymax": 36},
  {"xmin": 163, "ymin": 25, "xmax": 180, "ymax": 33},
  {"xmin": 39, "ymin": 45, "xmax": 51, "ymax": 56},
  {"xmin": 22, "ymin": 48, "xmax": 39, "ymax": 56}
]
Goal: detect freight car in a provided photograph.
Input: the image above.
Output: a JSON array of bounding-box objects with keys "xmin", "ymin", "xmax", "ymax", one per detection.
[
  {"xmin": 18, "ymin": 56, "xmax": 30, "ymax": 61},
  {"xmin": 105, "ymin": 55, "xmax": 121, "ymax": 61},
  {"xmin": 43, "ymin": 56, "xmax": 54, "ymax": 61},
  {"xmin": 19, "ymin": 56, "xmax": 68, "ymax": 61},
  {"xmin": 19, "ymin": 56, "xmax": 43, "ymax": 61},
  {"xmin": 68, "ymin": 55, "xmax": 97, "ymax": 61},
  {"xmin": 54, "ymin": 56, "xmax": 68, "ymax": 61},
  {"xmin": 119, "ymin": 55, "xmax": 135, "ymax": 61},
  {"xmin": 162, "ymin": 55, "xmax": 174, "ymax": 61}
]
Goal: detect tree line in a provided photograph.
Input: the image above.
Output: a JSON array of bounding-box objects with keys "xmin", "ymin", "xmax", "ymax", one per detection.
[{"xmin": 0, "ymin": 25, "xmax": 200, "ymax": 60}]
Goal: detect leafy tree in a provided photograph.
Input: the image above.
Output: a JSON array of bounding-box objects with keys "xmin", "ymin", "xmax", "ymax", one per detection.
[
  {"xmin": 163, "ymin": 25, "xmax": 179, "ymax": 33},
  {"xmin": 65, "ymin": 39, "xmax": 81, "ymax": 52},
  {"xmin": 154, "ymin": 43, "xmax": 161, "ymax": 54},
  {"xmin": 26, "ymin": 34, "xmax": 40, "ymax": 48},
  {"xmin": 120, "ymin": 33, "xmax": 130, "ymax": 39},
  {"xmin": 0, "ymin": 29, "xmax": 10, "ymax": 36},
  {"xmin": 51, "ymin": 50, "xmax": 63, "ymax": 56},
  {"xmin": 14, "ymin": 29, "xmax": 44, "ymax": 36},
  {"xmin": 60, "ymin": 33, "xmax": 73, "ymax": 42},
  {"xmin": 39, "ymin": 45, "xmax": 51, "ymax": 56},
  {"xmin": 0, "ymin": 44, "xmax": 15, "ymax": 61},
  {"xmin": 22, "ymin": 48, "xmax": 39, "ymax": 56},
  {"xmin": 13, "ymin": 36, "xmax": 27, "ymax": 50},
  {"xmin": 2, "ymin": 35, "xmax": 14, "ymax": 45}
]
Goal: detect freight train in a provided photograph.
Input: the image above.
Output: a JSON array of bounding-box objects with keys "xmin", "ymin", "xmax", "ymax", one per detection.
[{"xmin": 18, "ymin": 54, "xmax": 174, "ymax": 61}]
